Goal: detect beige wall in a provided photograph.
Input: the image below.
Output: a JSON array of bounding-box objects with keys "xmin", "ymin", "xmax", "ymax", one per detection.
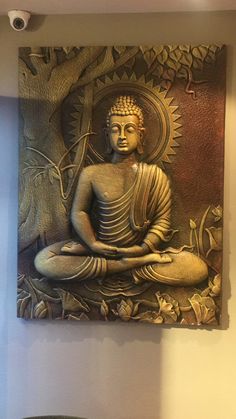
[{"xmin": 0, "ymin": 11, "xmax": 235, "ymax": 419}]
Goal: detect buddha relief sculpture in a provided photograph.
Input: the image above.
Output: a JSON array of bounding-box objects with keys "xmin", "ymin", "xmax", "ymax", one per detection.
[
  {"xmin": 18, "ymin": 45, "xmax": 225, "ymax": 323},
  {"xmin": 35, "ymin": 95, "xmax": 208, "ymax": 286}
]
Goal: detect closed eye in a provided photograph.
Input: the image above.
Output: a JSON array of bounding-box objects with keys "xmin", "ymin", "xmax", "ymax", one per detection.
[
  {"xmin": 111, "ymin": 126, "xmax": 120, "ymax": 134},
  {"xmin": 126, "ymin": 127, "xmax": 136, "ymax": 133}
]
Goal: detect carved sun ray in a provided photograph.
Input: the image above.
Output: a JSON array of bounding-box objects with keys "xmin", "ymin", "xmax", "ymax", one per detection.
[
  {"xmin": 67, "ymin": 71, "xmax": 182, "ymax": 165},
  {"xmin": 93, "ymin": 71, "xmax": 182, "ymax": 165}
]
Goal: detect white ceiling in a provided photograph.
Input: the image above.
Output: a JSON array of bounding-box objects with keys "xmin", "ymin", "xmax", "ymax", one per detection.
[{"xmin": 0, "ymin": 0, "xmax": 236, "ymax": 15}]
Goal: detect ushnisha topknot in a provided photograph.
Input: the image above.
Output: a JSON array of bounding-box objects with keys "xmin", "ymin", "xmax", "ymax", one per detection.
[{"xmin": 106, "ymin": 95, "xmax": 144, "ymax": 129}]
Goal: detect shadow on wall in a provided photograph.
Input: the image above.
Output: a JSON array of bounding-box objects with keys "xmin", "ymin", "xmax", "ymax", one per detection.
[
  {"xmin": 23, "ymin": 416, "xmax": 86, "ymax": 419},
  {"xmin": 0, "ymin": 95, "xmax": 19, "ymax": 419}
]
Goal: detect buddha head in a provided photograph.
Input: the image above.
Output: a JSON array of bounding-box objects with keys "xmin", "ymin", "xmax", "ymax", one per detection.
[{"xmin": 106, "ymin": 95, "xmax": 145, "ymax": 155}]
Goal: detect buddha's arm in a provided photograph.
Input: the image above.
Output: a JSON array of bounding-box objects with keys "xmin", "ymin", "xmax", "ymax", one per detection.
[
  {"xmin": 143, "ymin": 170, "xmax": 171, "ymax": 251},
  {"xmin": 71, "ymin": 167, "xmax": 118, "ymax": 256},
  {"xmin": 71, "ymin": 168, "xmax": 96, "ymax": 246}
]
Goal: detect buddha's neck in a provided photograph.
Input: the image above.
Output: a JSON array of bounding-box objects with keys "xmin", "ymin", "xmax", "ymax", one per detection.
[{"xmin": 112, "ymin": 152, "xmax": 138, "ymax": 166}]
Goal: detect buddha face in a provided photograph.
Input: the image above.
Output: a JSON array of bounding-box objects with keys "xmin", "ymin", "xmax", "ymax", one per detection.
[{"xmin": 108, "ymin": 114, "xmax": 143, "ymax": 155}]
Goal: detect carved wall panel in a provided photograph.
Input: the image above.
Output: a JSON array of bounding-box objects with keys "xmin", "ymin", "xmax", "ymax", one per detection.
[{"xmin": 18, "ymin": 46, "xmax": 225, "ymax": 325}]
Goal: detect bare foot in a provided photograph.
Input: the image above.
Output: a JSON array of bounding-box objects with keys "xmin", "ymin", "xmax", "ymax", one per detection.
[{"xmin": 61, "ymin": 241, "xmax": 88, "ymax": 255}]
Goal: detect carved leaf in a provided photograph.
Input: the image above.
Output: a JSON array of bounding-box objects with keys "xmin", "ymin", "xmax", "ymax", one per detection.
[
  {"xmin": 209, "ymin": 45, "xmax": 218, "ymax": 53},
  {"xmin": 157, "ymin": 49, "xmax": 168, "ymax": 65},
  {"xmin": 189, "ymin": 294, "xmax": 217, "ymax": 325},
  {"xmin": 201, "ymin": 287, "xmax": 211, "ymax": 297},
  {"xmin": 100, "ymin": 300, "xmax": 109, "ymax": 318},
  {"xmin": 133, "ymin": 311, "xmax": 163, "ymax": 324},
  {"xmin": 156, "ymin": 292, "xmax": 180, "ymax": 322},
  {"xmin": 212, "ymin": 205, "xmax": 223, "ymax": 222},
  {"xmin": 192, "ymin": 58, "xmax": 203, "ymax": 71},
  {"xmin": 124, "ymin": 56, "xmax": 136, "ymax": 70},
  {"xmin": 152, "ymin": 65, "xmax": 164, "ymax": 78},
  {"xmin": 62, "ymin": 47, "xmax": 75, "ymax": 55},
  {"xmin": 179, "ymin": 53, "xmax": 193, "ymax": 68},
  {"xmin": 55, "ymin": 288, "xmax": 90, "ymax": 313},
  {"xmin": 53, "ymin": 172, "xmax": 61, "ymax": 181},
  {"xmin": 168, "ymin": 45, "xmax": 178, "ymax": 52},
  {"xmin": 205, "ymin": 226, "xmax": 223, "ymax": 257},
  {"xmin": 159, "ymin": 299, "xmax": 173, "ymax": 314},
  {"xmin": 48, "ymin": 169, "xmax": 55, "ymax": 184},
  {"xmin": 17, "ymin": 273, "xmax": 25, "ymax": 286},
  {"xmin": 132, "ymin": 302, "xmax": 141, "ymax": 316},
  {"xmin": 113, "ymin": 46, "xmax": 126, "ymax": 56},
  {"xmin": 140, "ymin": 45, "xmax": 151, "ymax": 54},
  {"xmin": 189, "ymin": 296, "xmax": 202, "ymax": 323},
  {"xmin": 34, "ymin": 174, "xmax": 43, "ymax": 187},
  {"xmin": 169, "ymin": 49, "xmax": 182, "ymax": 62},
  {"xmin": 176, "ymin": 66, "xmax": 188, "ymax": 79},
  {"xmin": 144, "ymin": 49, "xmax": 156, "ymax": 68},
  {"xmin": 162, "ymin": 68, "xmax": 176, "ymax": 82},
  {"xmin": 179, "ymin": 45, "xmax": 190, "ymax": 53},
  {"xmin": 162, "ymin": 293, "xmax": 180, "ymax": 316},
  {"xmin": 30, "ymin": 279, "xmax": 61, "ymax": 303},
  {"xmin": 192, "ymin": 46, "xmax": 208, "ymax": 61},
  {"xmin": 205, "ymin": 50, "xmax": 216, "ymax": 64},
  {"xmin": 209, "ymin": 274, "xmax": 221, "ymax": 297},
  {"xmin": 34, "ymin": 300, "xmax": 48, "ymax": 319},
  {"xmin": 153, "ymin": 46, "xmax": 164, "ymax": 55},
  {"xmin": 166, "ymin": 58, "xmax": 180, "ymax": 71},
  {"xmin": 17, "ymin": 292, "xmax": 31, "ymax": 317}
]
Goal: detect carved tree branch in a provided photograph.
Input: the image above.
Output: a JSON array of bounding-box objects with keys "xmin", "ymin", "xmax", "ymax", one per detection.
[{"xmin": 72, "ymin": 46, "xmax": 139, "ymax": 89}]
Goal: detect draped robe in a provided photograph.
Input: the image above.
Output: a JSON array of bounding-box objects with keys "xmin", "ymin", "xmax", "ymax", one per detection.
[
  {"xmin": 97, "ymin": 162, "xmax": 172, "ymax": 248},
  {"xmin": 35, "ymin": 163, "xmax": 208, "ymax": 285}
]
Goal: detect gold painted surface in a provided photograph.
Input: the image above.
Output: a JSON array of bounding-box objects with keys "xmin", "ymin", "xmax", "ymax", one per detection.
[{"xmin": 18, "ymin": 46, "xmax": 225, "ymax": 325}]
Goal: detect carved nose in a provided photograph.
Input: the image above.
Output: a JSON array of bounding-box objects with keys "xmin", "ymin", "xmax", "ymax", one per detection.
[{"xmin": 119, "ymin": 127, "xmax": 126, "ymax": 139}]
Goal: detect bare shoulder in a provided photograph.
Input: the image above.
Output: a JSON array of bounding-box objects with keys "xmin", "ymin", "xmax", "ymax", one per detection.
[{"xmin": 80, "ymin": 163, "xmax": 111, "ymax": 180}]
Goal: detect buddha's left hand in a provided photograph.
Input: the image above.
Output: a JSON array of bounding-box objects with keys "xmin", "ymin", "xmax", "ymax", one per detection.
[{"xmin": 116, "ymin": 245, "xmax": 148, "ymax": 258}]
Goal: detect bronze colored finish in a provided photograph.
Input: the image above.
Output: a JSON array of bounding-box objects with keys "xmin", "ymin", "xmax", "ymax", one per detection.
[{"xmin": 18, "ymin": 46, "xmax": 225, "ymax": 325}]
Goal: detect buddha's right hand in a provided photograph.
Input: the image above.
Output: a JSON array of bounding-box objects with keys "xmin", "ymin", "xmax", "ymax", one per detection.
[{"xmin": 90, "ymin": 241, "xmax": 119, "ymax": 257}]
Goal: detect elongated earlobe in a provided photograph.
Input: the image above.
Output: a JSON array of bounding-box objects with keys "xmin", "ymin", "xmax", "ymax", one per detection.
[
  {"xmin": 137, "ymin": 128, "xmax": 145, "ymax": 155},
  {"xmin": 106, "ymin": 143, "xmax": 113, "ymax": 154},
  {"xmin": 137, "ymin": 142, "xmax": 144, "ymax": 155},
  {"xmin": 104, "ymin": 127, "xmax": 113, "ymax": 154}
]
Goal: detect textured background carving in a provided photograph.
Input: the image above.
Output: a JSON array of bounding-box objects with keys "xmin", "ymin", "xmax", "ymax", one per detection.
[{"xmin": 18, "ymin": 45, "xmax": 226, "ymax": 325}]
